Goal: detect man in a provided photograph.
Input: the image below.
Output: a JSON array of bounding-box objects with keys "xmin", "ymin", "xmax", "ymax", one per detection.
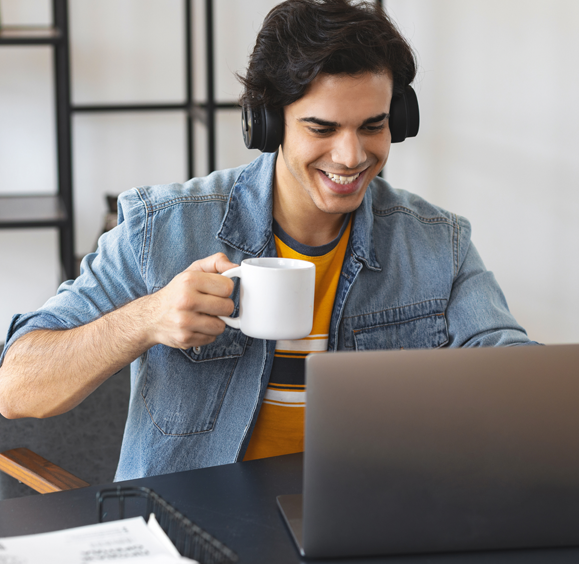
[{"xmin": 0, "ymin": 0, "xmax": 532, "ymax": 480}]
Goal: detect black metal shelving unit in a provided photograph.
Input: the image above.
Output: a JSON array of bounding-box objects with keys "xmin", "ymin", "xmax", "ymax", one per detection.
[
  {"xmin": 0, "ymin": 0, "xmax": 237, "ymax": 281},
  {"xmin": 0, "ymin": 0, "xmax": 74, "ymax": 280},
  {"xmin": 72, "ymin": 0, "xmax": 238, "ymax": 181}
]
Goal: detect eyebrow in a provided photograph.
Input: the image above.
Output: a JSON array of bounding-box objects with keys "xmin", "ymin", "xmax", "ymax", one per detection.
[{"xmin": 298, "ymin": 113, "xmax": 389, "ymax": 127}]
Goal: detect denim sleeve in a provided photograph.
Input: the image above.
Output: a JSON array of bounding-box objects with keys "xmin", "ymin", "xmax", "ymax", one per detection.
[
  {"xmin": 0, "ymin": 189, "xmax": 149, "ymax": 366},
  {"xmin": 446, "ymin": 218, "xmax": 535, "ymax": 347}
]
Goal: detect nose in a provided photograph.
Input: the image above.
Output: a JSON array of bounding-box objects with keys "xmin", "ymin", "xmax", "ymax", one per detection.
[{"xmin": 331, "ymin": 130, "xmax": 366, "ymax": 170}]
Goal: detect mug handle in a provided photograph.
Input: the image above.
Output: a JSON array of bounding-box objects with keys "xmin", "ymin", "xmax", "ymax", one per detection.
[{"xmin": 218, "ymin": 266, "xmax": 242, "ymax": 329}]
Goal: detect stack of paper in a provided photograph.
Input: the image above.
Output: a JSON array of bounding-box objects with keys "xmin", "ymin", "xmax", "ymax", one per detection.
[{"xmin": 0, "ymin": 515, "xmax": 198, "ymax": 563}]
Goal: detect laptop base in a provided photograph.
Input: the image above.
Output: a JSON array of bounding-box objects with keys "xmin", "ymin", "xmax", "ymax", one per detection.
[{"xmin": 277, "ymin": 494, "xmax": 305, "ymax": 556}]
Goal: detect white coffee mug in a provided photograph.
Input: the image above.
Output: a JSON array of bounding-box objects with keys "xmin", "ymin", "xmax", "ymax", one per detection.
[{"xmin": 219, "ymin": 257, "xmax": 315, "ymax": 340}]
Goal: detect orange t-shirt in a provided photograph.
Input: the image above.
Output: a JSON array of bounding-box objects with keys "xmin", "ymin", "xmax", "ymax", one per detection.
[{"xmin": 244, "ymin": 216, "xmax": 352, "ymax": 461}]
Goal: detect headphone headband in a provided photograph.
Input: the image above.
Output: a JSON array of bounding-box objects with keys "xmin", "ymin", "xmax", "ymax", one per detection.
[{"xmin": 242, "ymin": 85, "xmax": 419, "ymax": 152}]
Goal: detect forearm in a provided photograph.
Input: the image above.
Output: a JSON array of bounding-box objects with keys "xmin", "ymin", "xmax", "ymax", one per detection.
[
  {"xmin": 0, "ymin": 252, "xmax": 237, "ymax": 420},
  {"xmin": 0, "ymin": 294, "xmax": 158, "ymax": 419}
]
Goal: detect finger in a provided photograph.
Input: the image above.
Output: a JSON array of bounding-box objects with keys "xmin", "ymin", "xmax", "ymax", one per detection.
[
  {"xmin": 186, "ymin": 252, "xmax": 239, "ymax": 275},
  {"xmin": 190, "ymin": 293, "xmax": 235, "ymax": 317},
  {"xmin": 197, "ymin": 313, "xmax": 229, "ymax": 335},
  {"xmin": 179, "ymin": 313, "xmax": 227, "ymax": 337},
  {"xmin": 170, "ymin": 314, "xmax": 228, "ymax": 349},
  {"xmin": 172, "ymin": 332, "xmax": 217, "ymax": 350},
  {"xmin": 179, "ymin": 271, "xmax": 235, "ymax": 299}
]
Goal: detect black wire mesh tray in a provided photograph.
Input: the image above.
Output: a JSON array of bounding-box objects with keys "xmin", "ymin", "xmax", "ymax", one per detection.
[{"xmin": 97, "ymin": 486, "xmax": 238, "ymax": 564}]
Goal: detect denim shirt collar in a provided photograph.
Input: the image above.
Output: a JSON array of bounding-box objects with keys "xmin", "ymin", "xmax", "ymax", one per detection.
[
  {"xmin": 217, "ymin": 152, "xmax": 381, "ymax": 270},
  {"xmin": 217, "ymin": 153, "xmax": 276, "ymax": 256},
  {"xmin": 349, "ymin": 186, "xmax": 381, "ymax": 272}
]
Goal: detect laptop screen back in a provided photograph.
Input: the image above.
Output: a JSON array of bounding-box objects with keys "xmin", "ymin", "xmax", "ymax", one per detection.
[{"xmin": 300, "ymin": 345, "xmax": 579, "ymax": 558}]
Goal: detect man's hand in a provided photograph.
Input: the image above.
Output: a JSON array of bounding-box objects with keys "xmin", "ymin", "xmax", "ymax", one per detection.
[{"xmin": 147, "ymin": 252, "xmax": 239, "ymax": 350}]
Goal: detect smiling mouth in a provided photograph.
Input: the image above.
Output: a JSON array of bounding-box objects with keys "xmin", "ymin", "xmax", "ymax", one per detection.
[{"xmin": 322, "ymin": 170, "xmax": 362, "ymax": 185}]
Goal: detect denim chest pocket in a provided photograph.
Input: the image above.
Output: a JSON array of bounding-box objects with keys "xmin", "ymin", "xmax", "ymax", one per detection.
[
  {"xmin": 342, "ymin": 299, "xmax": 449, "ymax": 351},
  {"xmin": 179, "ymin": 325, "xmax": 248, "ymax": 362},
  {"xmin": 141, "ymin": 326, "xmax": 249, "ymax": 436}
]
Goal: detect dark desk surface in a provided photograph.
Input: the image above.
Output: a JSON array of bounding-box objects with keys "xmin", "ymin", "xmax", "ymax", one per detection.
[{"xmin": 1, "ymin": 453, "xmax": 578, "ymax": 563}]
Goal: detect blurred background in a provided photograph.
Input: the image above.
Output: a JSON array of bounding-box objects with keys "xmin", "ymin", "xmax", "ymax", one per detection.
[{"xmin": 0, "ymin": 0, "xmax": 578, "ymax": 345}]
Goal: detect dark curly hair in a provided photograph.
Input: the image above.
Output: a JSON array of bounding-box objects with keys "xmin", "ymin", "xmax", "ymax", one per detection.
[{"xmin": 238, "ymin": 0, "xmax": 417, "ymax": 110}]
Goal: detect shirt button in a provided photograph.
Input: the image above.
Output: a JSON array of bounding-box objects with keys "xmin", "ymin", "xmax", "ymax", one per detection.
[{"xmin": 193, "ymin": 346, "xmax": 202, "ymax": 354}]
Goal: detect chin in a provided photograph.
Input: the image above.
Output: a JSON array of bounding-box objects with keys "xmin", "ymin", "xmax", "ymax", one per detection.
[{"xmin": 317, "ymin": 194, "xmax": 366, "ymax": 216}]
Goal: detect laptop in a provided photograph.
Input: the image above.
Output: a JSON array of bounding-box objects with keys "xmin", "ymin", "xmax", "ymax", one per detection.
[{"xmin": 277, "ymin": 344, "xmax": 579, "ymax": 558}]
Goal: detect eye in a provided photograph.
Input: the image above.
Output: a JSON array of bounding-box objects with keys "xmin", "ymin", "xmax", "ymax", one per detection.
[
  {"xmin": 308, "ymin": 127, "xmax": 335, "ymax": 135},
  {"xmin": 362, "ymin": 124, "xmax": 386, "ymax": 133}
]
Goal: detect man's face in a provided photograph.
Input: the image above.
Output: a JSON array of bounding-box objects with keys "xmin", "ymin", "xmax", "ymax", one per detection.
[{"xmin": 275, "ymin": 72, "xmax": 393, "ymax": 219}]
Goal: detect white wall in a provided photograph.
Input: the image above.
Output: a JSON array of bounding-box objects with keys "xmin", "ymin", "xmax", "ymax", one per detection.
[
  {"xmin": 386, "ymin": 0, "xmax": 579, "ymax": 344},
  {"xmin": 1, "ymin": 0, "xmax": 577, "ymax": 344}
]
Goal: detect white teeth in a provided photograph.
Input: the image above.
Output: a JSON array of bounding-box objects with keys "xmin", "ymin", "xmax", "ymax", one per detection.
[{"xmin": 324, "ymin": 171, "xmax": 361, "ymax": 185}]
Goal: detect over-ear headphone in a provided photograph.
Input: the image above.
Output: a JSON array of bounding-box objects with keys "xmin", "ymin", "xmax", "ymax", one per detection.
[{"xmin": 241, "ymin": 85, "xmax": 420, "ymax": 152}]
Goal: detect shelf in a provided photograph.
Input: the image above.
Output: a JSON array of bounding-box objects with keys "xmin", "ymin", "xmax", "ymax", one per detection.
[
  {"xmin": 70, "ymin": 101, "xmax": 239, "ymax": 127},
  {"xmin": 0, "ymin": 26, "xmax": 62, "ymax": 45},
  {"xmin": 71, "ymin": 101, "xmax": 239, "ymax": 113},
  {"xmin": 0, "ymin": 195, "xmax": 67, "ymax": 228}
]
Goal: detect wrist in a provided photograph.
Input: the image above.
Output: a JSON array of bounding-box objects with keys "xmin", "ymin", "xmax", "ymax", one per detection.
[{"xmin": 111, "ymin": 292, "xmax": 162, "ymax": 352}]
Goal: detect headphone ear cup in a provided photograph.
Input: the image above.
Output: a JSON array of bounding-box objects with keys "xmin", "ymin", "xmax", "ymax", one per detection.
[
  {"xmin": 261, "ymin": 106, "xmax": 284, "ymax": 152},
  {"xmin": 389, "ymin": 85, "xmax": 420, "ymax": 143},
  {"xmin": 241, "ymin": 105, "xmax": 284, "ymax": 152},
  {"xmin": 241, "ymin": 105, "xmax": 256, "ymax": 149}
]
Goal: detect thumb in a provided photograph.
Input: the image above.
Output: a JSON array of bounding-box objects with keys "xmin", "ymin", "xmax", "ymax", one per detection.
[{"xmin": 186, "ymin": 252, "xmax": 239, "ymax": 275}]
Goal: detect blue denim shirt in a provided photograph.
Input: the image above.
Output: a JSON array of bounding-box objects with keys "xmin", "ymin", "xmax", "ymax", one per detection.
[{"xmin": 1, "ymin": 153, "xmax": 531, "ymax": 479}]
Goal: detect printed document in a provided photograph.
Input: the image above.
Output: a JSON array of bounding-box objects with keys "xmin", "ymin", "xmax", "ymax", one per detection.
[{"xmin": 0, "ymin": 516, "xmax": 198, "ymax": 563}]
